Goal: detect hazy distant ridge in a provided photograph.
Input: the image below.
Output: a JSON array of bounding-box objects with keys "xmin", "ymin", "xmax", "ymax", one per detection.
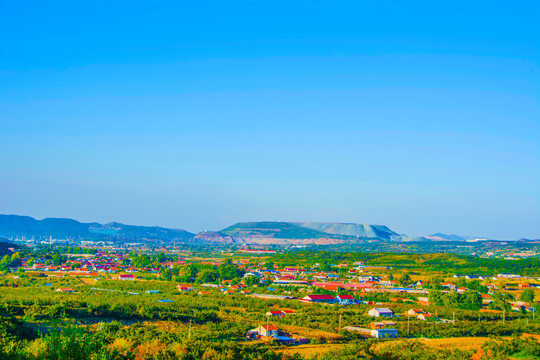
[
  {"xmin": 1, "ymin": 214, "xmax": 510, "ymax": 244},
  {"xmin": 0, "ymin": 215, "xmax": 194, "ymax": 241}
]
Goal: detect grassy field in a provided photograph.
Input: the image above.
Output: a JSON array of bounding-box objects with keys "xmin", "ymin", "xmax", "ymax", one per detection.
[
  {"xmin": 277, "ymin": 343, "xmax": 345, "ymax": 357},
  {"xmin": 380, "ymin": 337, "xmax": 492, "ymax": 351},
  {"xmin": 278, "ymin": 338, "xmax": 491, "ymax": 357}
]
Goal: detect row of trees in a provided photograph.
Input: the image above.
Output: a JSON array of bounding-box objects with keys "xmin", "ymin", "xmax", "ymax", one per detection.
[{"xmin": 428, "ymin": 289, "xmax": 483, "ymax": 310}]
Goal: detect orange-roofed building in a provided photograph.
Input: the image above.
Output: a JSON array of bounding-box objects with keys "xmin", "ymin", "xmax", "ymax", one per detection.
[{"xmin": 257, "ymin": 324, "xmax": 279, "ymax": 337}]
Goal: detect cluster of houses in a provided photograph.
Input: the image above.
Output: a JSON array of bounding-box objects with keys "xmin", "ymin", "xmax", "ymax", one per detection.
[{"xmin": 14, "ymin": 251, "xmax": 539, "ymax": 315}]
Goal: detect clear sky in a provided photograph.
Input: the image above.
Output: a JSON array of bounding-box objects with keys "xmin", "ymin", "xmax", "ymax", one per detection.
[{"xmin": 1, "ymin": 1, "xmax": 539, "ymax": 239}]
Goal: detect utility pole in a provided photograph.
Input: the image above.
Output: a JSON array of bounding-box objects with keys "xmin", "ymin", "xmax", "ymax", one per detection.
[
  {"xmin": 407, "ymin": 314, "xmax": 410, "ymax": 335},
  {"xmin": 453, "ymin": 311, "xmax": 455, "ymax": 325},
  {"xmin": 339, "ymin": 314, "xmax": 342, "ymax": 331},
  {"xmin": 503, "ymin": 309, "xmax": 506, "ymax": 324},
  {"xmin": 188, "ymin": 319, "xmax": 192, "ymax": 339}
]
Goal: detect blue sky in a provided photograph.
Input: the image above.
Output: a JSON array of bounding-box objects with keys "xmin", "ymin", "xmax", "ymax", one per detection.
[{"xmin": 1, "ymin": 1, "xmax": 539, "ymax": 238}]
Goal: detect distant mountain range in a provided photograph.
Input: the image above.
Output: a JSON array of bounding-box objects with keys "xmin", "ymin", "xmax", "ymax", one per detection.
[
  {"xmin": 424, "ymin": 233, "xmax": 485, "ymax": 241},
  {"xmin": 0, "ymin": 214, "xmax": 515, "ymax": 245},
  {"xmin": 0, "ymin": 215, "xmax": 194, "ymax": 242}
]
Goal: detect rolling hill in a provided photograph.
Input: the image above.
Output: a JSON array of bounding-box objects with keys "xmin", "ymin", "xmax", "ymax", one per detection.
[{"xmin": 213, "ymin": 221, "xmax": 415, "ymax": 244}]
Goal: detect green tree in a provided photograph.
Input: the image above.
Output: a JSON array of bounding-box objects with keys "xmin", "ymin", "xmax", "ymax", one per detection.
[
  {"xmin": 443, "ymin": 291, "xmax": 460, "ymax": 308},
  {"xmin": 520, "ymin": 288, "xmax": 535, "ymax": 303},
  {"xmin": 490, "ymin": 291, "xmax": 514, "ymax": 311},
  {"xmin": 218, "ymin": 259, "xmax": 243, "ymax": 280},
  {"xmin": 176, "ymin": 265, "xmax": 197, "ymax": 282},
  {"xmin": 52, "ymin": 254, "xmax": 62, "ymax": 266},
  {"xmin": 398, "ymin": 273, "xmax": 411, "ymax": 286},
  {"xmin": 155, "ymin": 252, "xmax": 166, "ymax": 263},
  {"xmin": 428, "ymin": 289, "xmax": 445, "ymax": 306},
  {"xmin": 459, "ymin": 290, "xmax": 483, "ymax": 310},
  {"xmin": 9, "ymin": 252, "xmax": 22, "ymax": 267},
  {"xmin": 319, "ymin": 261, "xmax": 332, "ymax": 272},
  {"xmin": 243, "ymin": 274, "xmax": 260, "ymax": 286},
  {"xmin": 197, "ymin": 269, "xmax": 219, "ymax": 283}
]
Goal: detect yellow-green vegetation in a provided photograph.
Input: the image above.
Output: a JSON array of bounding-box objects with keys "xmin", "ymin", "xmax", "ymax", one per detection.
[{"xmin": 1, "ymin": 245, "xmax": 540, "ymax": 359}]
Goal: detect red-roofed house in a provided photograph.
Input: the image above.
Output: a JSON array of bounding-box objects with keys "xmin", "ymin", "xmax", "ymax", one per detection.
[
  {"xmin": 55, "ymin": 288, "xmax": 73, "ymax": 293},
  {"xmin": 266, "ymin": 311, "xmax": 285, "ymax": 317},
  {"xmin": 257, "ymin": 324, "xmax": 279, "ymax": 337},
  {"xmin": 418, "ymin": 313, "xmax": 433, "ymax": 321},
  {"xmin": 336, "ymin": 295, "xmax": 358, "ymax": 305},
  {"xmin": 176, "ymin": 284, "xmax": 194, "ymax": 292}
]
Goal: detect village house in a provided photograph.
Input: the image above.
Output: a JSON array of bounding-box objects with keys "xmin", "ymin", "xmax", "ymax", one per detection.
[
  {"xmin": 176, "ymin": 284, "xmax": 194, "ymax": 292},
  {"xmin": 55, "ymin": 288, "xmax": 73, "ymax": 293},
  {"xmin": 336, "ymin": 294, "xmax": 357, "ymax": 305},
  {"xmin": 418, "ymin": 313, "xmax": 433, "ymax": 321},
  {"xmin": 379, "ymin": 280, "xmax": 397, "ymax": 287},
  {"xmin": 299, "ymin": 294, "xmax": 337, "ymax": 304},
  {"xmin": 201, "ymin": 283, "xmax": 222, "ymax": 288},
  {"xmin": 371, "ymin": 328, "xmax": 399, "ymax": 339},
  {"xmin": 441, "ymin": 282, "xmax": 457, "ymax": 291},
  {"xmin": 465, "ymin": 275, "xmax": 485, "ymax": 280},
  {"xmin": 368, "ymin": 308, "xmax": 394, "ymax": 317},
  {"xmin": 417, "ymin": 297, "xmax": 429, "ymax": 306},
  {"xmin": 266, "ymin": 311, "xmax": 285, "ymax": 317},
  {"xmin": 119, "ymin": 274, "xmax": 135, "ymax": 280},
  {"xmin": 370, "ymin": 320, "xmax": 396, "ymax": 329},
  {"xmin": 257, "ymin": 324, "xmax": 279, "ymax": 337}
]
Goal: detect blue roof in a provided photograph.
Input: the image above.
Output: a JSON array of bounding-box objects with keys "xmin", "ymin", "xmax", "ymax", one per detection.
[{"xmin": 275, "ymin": 336, "xmax": 293, "ymax": 341}]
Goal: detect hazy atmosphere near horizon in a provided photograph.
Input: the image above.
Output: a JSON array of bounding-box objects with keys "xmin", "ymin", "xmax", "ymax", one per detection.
[{"xmin": 1, "ymin": 1, "xmax": 539, "ymax": 239}]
